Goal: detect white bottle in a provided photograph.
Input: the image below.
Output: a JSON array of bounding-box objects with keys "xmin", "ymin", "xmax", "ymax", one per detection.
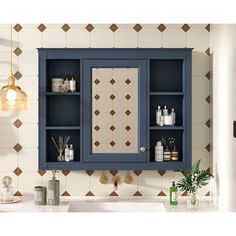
[
  {"xmin": 156, "ymin": 106, "xmax": 162, "ymax": 125},
  {"xmin": 171, "ymin": 108, "xmax": 175, "ymax": 126},
  {"xmin": 163, "ymin": 106, "xmax": 168, "ymax": 116},
  {"xmin": 65, "ymin": 144, "xmax": 69, "ymax": 162},
  {"xmin": 155, "ymin": 141, "xmax": 163, "ymax": 162},
  {"xmin": 69, "ymin": 78, "xmax": 76, "ymax": 92},
  {"xmin": 164, "ymin": 115, "xmax": 173, "ymax": 126},
  {"xmin": 64, "ymin": 78, "xmax": 70, "ymax": 92},
  {"xmin": 69, "ymin": 144, "xmax": 74, "ymax": 161},
  {"xmin": 159, "ymin": 116, "xmax": 164, "ymax": 127}
]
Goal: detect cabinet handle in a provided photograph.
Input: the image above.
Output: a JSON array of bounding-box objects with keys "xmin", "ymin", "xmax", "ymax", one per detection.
[{"xmin": 140, "ymin": 147, "xmax": 146, "ymax": 153}]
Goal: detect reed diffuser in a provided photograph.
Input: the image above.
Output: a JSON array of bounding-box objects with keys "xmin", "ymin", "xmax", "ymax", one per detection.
[{"xmin": 51, "ymin": 135, "xmax": 70, "ymax": 161}]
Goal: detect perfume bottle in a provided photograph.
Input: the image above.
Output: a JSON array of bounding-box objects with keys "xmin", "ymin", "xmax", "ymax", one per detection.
[
  {"xmin": 69, "ymin": 144, "xmax": 74, "ymax": 161},
  {"xmin": 65, "ymin": 144, "xmax": 70, "ymax": 162},
  {"xmin": 156, "ymin": 106, "xmax": 162, "ymax": 126},
  {"xmin": 171, "ymin": 108, "xmax": 176, "ymax": 126}
]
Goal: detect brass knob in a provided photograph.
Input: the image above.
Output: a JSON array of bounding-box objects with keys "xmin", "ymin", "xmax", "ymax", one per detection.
[
  {"xmin": 124, "ymin": 171, "xmax": 133, "ymax": 184},
  {"xmin": 140, "ymin": 147, "xmax": 146, "ymax": 152}
]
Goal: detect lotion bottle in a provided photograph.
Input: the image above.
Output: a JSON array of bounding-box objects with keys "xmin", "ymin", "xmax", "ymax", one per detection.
[
  {"xmin": 47, "ymin": 170, "xmax": 60, "ymax": 206},
  {"xmin": 155, "ymin": 141, "xmax": 163, "ymax": 162},
  {"xmin": 69, "ymin": 144, "xmax": 74, "ymax": 161},
  {"xmin": 156, "ymin": 106, "xmax": 162, "ymax": 126},
  {"xmin": 170, "ymin": 181, "xmax": 178, "ymax": 205}
]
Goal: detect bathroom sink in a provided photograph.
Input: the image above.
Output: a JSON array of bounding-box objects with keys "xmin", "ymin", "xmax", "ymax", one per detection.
[{"xmin": 68, "ymin": 201, "xmax": 166, "ymax": 212}]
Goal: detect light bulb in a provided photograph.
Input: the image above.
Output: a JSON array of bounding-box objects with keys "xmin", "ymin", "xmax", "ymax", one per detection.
[{"xmin": 6, "ymin": 89, "xmax": 17, "ymax": 106}]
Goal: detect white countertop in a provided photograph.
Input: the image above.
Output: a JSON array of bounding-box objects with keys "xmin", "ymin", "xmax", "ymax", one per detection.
[{"xmin": 0, "ymin": 196, "xmax": 218, "ymax": 212}]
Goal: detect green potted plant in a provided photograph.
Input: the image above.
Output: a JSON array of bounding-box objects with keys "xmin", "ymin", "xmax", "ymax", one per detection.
[{"xmin": 177, "ymin": 159, "xmax": 214, "ymax": 206}]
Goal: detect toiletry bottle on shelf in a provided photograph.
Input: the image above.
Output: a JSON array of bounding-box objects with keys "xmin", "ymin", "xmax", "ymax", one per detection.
[
  {"xmin": 163, "ymin": 114, "xmax": 173, "ymax": 126},
  {"xmin": 163, "ymin": 147, "xmax": 171, "ymax": 161},
  {"xmin": 155, "ymin": 141, "xmax": 163, "ymax": 162},
  {"xmin": 171, "ymin": 146, "xmax": 179, "ymax": 161},
  {"xmin": 170, "ymin": 181, "xmax": 178, "ymax": 205},
  {"xmin": 160, "ymin": 116, "xmax": 164, "ymax": 127},
  {"xmin": 171, "ymin": 108, "xmax": 176, "ymax": 126},
  {"xmin": 163, "ymin": 106, "xmax": 168, "ymax": 116},
  {"xmin": 64, "ymin": 77, "xmax": 70, "ymax": 92},
  {"xmin": 48, "ymin": 170, "xmax": 60, "ymax": 206},
  {"xmin": 65, "ymin": 144, "xmax": 69, "ymax": 162},
  {"xmin": 69, "ymin": 144, "xmax": 74, "ymax": 161},
  {"xmin": 156, "ymin": 106, "xmax": 162, "ymax": 126},
  {"xmin": 69, "ymin": 77, "xmax": 76, "ymax": 92}
]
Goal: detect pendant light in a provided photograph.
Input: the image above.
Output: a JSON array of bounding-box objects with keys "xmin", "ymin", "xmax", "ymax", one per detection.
[{"xmin": 0, "ymin": 24, "xmax": 28, "ymax": 110}]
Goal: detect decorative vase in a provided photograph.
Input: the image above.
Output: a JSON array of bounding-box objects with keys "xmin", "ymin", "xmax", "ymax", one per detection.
[{"xmin": 187, "ymin": 192, "xmax": 199, "ymax": 208}]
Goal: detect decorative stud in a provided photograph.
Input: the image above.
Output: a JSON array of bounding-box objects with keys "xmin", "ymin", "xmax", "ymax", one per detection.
[
  {"xmin": 109, "ymin": 191, "xmax": 118, "ymax": 196},
  {"xmin": 13, "ymin": 143, "xmax": 22, "ymax": 152},
  {"xmin": 133, "ymin": 191, "xmax": 143, "ymax": 196},
  {"xmin": 110, "ymin": 125, "xmax": 116, "ymax": 131},
  {"xmin": 94, "ymin": 125, "xmax": 100, "ymax": 131},
  {"xmin": 109, "ymin": 24, "xmax": 118, "ymax": 32},
  {"xmin": 109, "ymin": 170, "xmax": 118, "ymax": 176},
  {"xmin": 125, "ymin": 79, "xmax": 131, "ymax": 85},
  {"xmin": 125, "ymin": 141, "xmax": 131, "ymax": 147},
  {"xmin": 110, "ymin": 141, "xmax": 116, "ymax": 147},
  {"xmin": 205, "ymin": 95, "xmax": 211, "ymax": 104},
  {"xmin": 133, "ymin": 24, "xmax": 143, "ymax": 32},
  {"xmin": 85, "ymin": 191, "xmax": 94, "ymax": 196},
  {"xmin": 205, "ymin": 71, "xmax": 211, "ymax": 80},
  {"xmin": 94, "ymin": 79, "xmax": 100, "ymax": 84},
  {"xmin": 205, "ymin": 24, "xmax": 210, "ymax": 32},
  {"xmin": 61, "ymin": 24, "xmax": 70, "ymax": 32},
  {"xmin": 125, "ymin": 125, "xmax": 131, "ymax": 131},
  {"xmin": 205, "ymin": 119, "xmax": 211, "ymax": 128},
  {"xmin": 157, "ymin": 24, "xmax": 166, "ymax": 32},
  {"xmin": 13, "ymin": 24, "xmax": 22, "ymax": 32},
  {"xmin": 38, "ymin": 170, "xmax": 46, "ymax": 176},
  {"xmin": 14, "ymin": 191, "xmax": 23, "ymax": 196},
  {"xmin": 14, "ymin": 71, "xmax": 23, "ymax": 80},
  {"xmin": 14, "ymin": 47, "xmax": 22, "ymax": 56},
  {"xmin": 181, "ymin": 24, "xmax": 191, "ymax": 32},
  {"xmin": 110, "ymin": 79, "xmax": 116, "ymax": 85},
  {"xmin": 13, "ymin": 119, "xmax": 22, "ymax": 128},
  {"xmin": 14, "ymin": 167, "xmax": 22, "ymax": 176},
  {"xmin": 205, "ymin": 144, "xmax": 211, "ymax": 152},
  {"xmin": 85, "ymin": 24, "xmax": 94, "ymax": 32},
  {"xmin": 133, "ymin": 170, "xmax": 142, "ymax": 176},
  {"xmin": 61, "ymin": 191, "xmax": 71, "ymax": 196},
  {"xmin": 37, "ymin": 24, "xmax": 46, "ymax": 32},
  {"xmin": 94, "ymin": 94, "xmax": 100, "ymax": 100},
  {"xmin": 62, "ymin": 170, "xmax": 70, "ymax": 176},
  {"xmin": 158, "ymin": 170, "xmax": 166, "ymax": 176},
  {"xmin": 94, "ymin": 141, "xmax": 100, "ymax": 147},
  {"xmin": 125, "ymin": 110, "xmax": 131, "ymax": 116},
  {"xmin": 205, "ymin": 48, "xmax": 210, "ymax": 56},
  {"xmin": 85, "ymin": 170, "xmax": 94, "ymax": 176},
  {"xmin": 109, "ymin": 94, "xmax": 116, "ymax": 100},
  {"xmin": 125, "ymin": 94, "xmax": 131, "ymax": 100},
  {"xmin": 94, "ymin": 110, "xmax": 100, "ymax": 116},
  {"xmin": 157, "ymin": 191, "xmax": 167, "ymax": 196},
  {"xmin": 110, "ymin": 110, "xmax": 116, "ymax": 116}
]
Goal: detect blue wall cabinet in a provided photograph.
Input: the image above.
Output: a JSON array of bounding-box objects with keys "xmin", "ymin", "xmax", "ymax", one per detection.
[{"xmin": 38, "ymin": 48, "xmax": 192, "ymax": 170}]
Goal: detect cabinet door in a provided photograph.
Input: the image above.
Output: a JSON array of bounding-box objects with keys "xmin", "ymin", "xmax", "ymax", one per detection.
[{"xmin": 83, "ymin": 60, "xmax": 147, "ymax": 163}]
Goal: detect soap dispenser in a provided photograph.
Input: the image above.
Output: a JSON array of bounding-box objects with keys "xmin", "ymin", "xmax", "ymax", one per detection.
[
  {"xmin": 48, "ymin": 170, "xmax": 60, "ymax": 206},
  {"xmin": 170, "ymin": 181, "xmax": 178, "ymax": 205}
]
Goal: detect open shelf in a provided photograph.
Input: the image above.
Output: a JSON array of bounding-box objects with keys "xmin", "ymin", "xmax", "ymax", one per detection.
[
  {"xmin": 46, "ymin": 92, "xmax": 80, "ymax": 96},
  {"xmin": 46, "ymin": 126, "xmax": 80, "ymax": 130},
  {"xmin": 149, "ymin": 92, "xmax": 184, "ymax": 96},
  {"xmin": 150, "ymin": 126, "xmax": 184, "ymax": 130}
]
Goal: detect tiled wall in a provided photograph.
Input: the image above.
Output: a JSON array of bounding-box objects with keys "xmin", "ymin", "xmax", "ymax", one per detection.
[{"xmin": 0, "ymin": 24, "xmax": 211, "ymax": 197}]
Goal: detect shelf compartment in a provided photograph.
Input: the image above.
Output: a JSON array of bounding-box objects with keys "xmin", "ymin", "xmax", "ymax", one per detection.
[
  {"xmin": 46, "ymin": 92, "xmax": 80, "ymax": 96},
  {"xmin": 46, "ymin": 129, "xmax": 80, "ymax": 162},
  {"xmin": 149, "ymin": 130, "xmax": 183, "ymax": 163},
  {"xmin": 47, "ymin": 95, "xmax": 80, "ymax": 126},
  {"xmin": 46, "ymin": 126, "xmax": 80, "ymax": 130},
  {"xmin": 150, "ymin": 95, "xmax": 183, "ymax": 126},
  {"xmin": 150, "ymin": 126, "xmax": 184, "ymax": 130},
  {"xmin": 149, "ymin": 92, "xmax": 184, "ymax": 96},
  {"xmin": 150, "ymin": 59, "xmax": 183, "ymax": 92}
]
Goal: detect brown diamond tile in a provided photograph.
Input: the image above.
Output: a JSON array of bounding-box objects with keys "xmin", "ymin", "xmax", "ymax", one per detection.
[
  {"xmin": 61, "ymin": 24, "xmax": 70, "ymax": 32},
  {"xmin": 94, "ymin": 141, "xmax": 100, "ymax": 147},
  {"xmin": 125, "ymin": 79, "xmax": 131, "ymax": 85},
  {"xmin": 110, "ymin": 125, "xmax": 116, "ymax": 131},
  {"xmin": 94, "ymin": 79, "xmax": 100, "ymax": 84},
  {"xmin": 205, "ymin": 144, "xmax": 211, "ymax": 152},
  {"xmin": 94, "ymin": 110, "xmax": 100, "ymax": 116},
  {"xmin": 38, "ymin": 170, "xmax": 46, "ymax": 176},
  {"xmin": 110, "ymin": 94, "xmax": 116, "ymax": 100},
  {"xmin": 181, "ymin": 24, "xmax": 191, "ymax": 32},
  {"xmin": 109, "ymin": 191, "xmax": 118, "ymax": 196},
  {"xmin": 205, "ymin": 48, "xmax": 210, "ymax": 56},
  {"xmin": 133, "ymin": 24, "xmax": 143, "ymax": 32},
  {"xmin": 133, "ymin": 191, "xmax": 143, "ymax": 196},
  {"xmin": 14, "ymin": 71, "xmax": 22, "ymax": 80},
  {"xmin": 110, "ymin": 170, "xmax": 118, "ymax": 176},
  {"xmin": 205, "ymin": 119, "xmax": 211, "ymax": 128},
  {"xmin": 205, "ymin": 191, "xmax": 210, "ymax": 196},
  {"xmin": 125, "ymin": 110, "xmax": 131, "ymax": 116},
  {"xmin": 158, "ymin": 170, "xmax": 166, "ymax": 176},
  {"xmin": 205, "ymin": 24, "xmax": 210, "ymax": 32},
  {"xmin": 94, "ymin": 94, "xmax": 100, "ymax": 100},
  {"xmin": 13, "ymin": 24, "xmax": 22, "ymax": 32},
  {"xmin": 110, "ymin": 79, "xmax": 116, "ymax": 85},
  {"xmin": 110, "ymin": 110, "xmax": 116, "ymax": 116},
  {"xmin": 125, "ymin": 94, "xmax": 131, "ymax": 100},
  {"xmin": 125, "ymin": 125, "xmax": 131, "ymax": 131},
  {"xmin": 85, "ymin": 170, "xmax": 94, "ymax": 176},
  {"xmin": 85, "ymin": 191, "xmax": 94, "ymax": 196},
  {"xmin": 205, "ymin": 71, "xmax": 211, "ymax": 80},
  {"xmin": 181, "ymin": 191, "xmax": 188, "ymax": 196},
  {"xmin": 62, "ymin": 170, "xmax": 70, "ymax": 176},
  {"xmin": 205, "ymin": 95, "xmax": 211, "ymax": 104},
  {"xmin": 85, "ymin": 24, "xmax": 94, "ymax": 32},
  {"xmin": 94, "ymin": 125, "xmax": 100, "ymax": 131},
  {"xmin": 61, "ymin": 191, "xmax": 71, "ymax": 196},
  {"xmin": 38, "ymin": 24, "xmax": 46, "ymax": 32},
  {"xmin": 157, "ymin": 24, "xmax": 166, "ymax": 32},
  {"xmin": 14, "ymin": 47, "xmax": 22, "ymax": 56},
  {"xmin": 125, "ymin": 141, "xmax": 131, "ymax": 147},
  {"xmin": 110, "ymin": 141, "xmax": 116, "ymax": 147},
  {"xmin": 14, "ymin": 191, "xmax": 23, "ymax": 196},
  {"xmin": 133, "ymin": 170, "xmax": 142, "ymax": 176},
  {"xmin": 14, "ymin": 167, "xmax": 22, "ymax": 176},
  {"xmin": 13, "ymin": 143, "xmax": 22, "ymax": 152},
  {"xmin": 13, "ymin": 119, "xmax": 22, "ymax": 128},
  {"xmin": 110, "ymin": 24, "xmax": 118, "ymax": 32},
  {"xmin": 157, "ymin": 191, "xmax": 167, "ymax": 196}
]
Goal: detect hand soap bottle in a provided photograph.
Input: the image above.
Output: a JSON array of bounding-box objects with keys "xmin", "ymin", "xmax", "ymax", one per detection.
[
  {"xmin": 170, "ymin": 181, "xmax": 178, "ymax": 205},
  {"xmin": 48, "ymin": 170, "xmax": 60, "ymax": 206}
]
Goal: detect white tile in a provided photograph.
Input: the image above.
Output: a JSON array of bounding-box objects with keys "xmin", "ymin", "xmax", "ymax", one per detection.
[
  {"xmin": 192, "ymin": 51, "xmax": 210, "ymax": 76},
  {"xmin": 114, "ymin": 27, "xmax": 137, "ymax": 48},
  {"xmin": 192, "ymin": 124, "xmax": 210, "ymax": 148},
  {"xmin": 18, "ymin": 51, "xmax": 38, "ymax": 76},
  {"xmin": 0, "ymin": 51, "xmax": 18, "ymax": 76},
  {"xmin": 17, "ymin": 76, "xmax": 38, "ymax": 100},
  {"xmin": 0, "ymin": 171, "xmax": 17, "ymax": 193},
  {"xmin": 161, "ymin": 170, "xmax": 182, "ymax": 194},
  {"xmin": 0, "ymin": 124, "xmax": 17, "ymax": 147},
  {"xmin": 18, "ymin": 99, "xmax": 38, "ymax": 123},
  {"xmin": 187, "ymin": 28, "xmax": 209, "ymax": 51},
  {"xmin": 91, "ymin": 27, "xmax": 113, "ymax": 48},
  {"xmin": 18, "ymin": 148, "xmax": 38, "ymax": 171},
  {"xmin": 0, "ymin": 110, "xmax": 18, "ymax": 124},
  {"xmin": 18, "ymin": 124, "xmax": 38, "ymax": 148},
  {"xmin": 192, "ymin": 148, "xmax": 210, "ymax": 169},
  {"xmin": 162, "ymin": 28, "xmax": 186, "ymax": 48},
  {"xmin": 0, "ymin": 148, "xmax": 17, "ymax": 171},
  {"xmin": 0, "ymin": 25, "xmax": 18, "ymax": 52}
]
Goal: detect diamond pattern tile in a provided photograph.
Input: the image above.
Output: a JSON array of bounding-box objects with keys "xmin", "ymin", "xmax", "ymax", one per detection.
[
  {"xmin": 110, "ymin": 110, "xmax": 116, "ymax": 116},
  {"xmin": 62, "ymin": 170, "xmax": 70, "ymax": 176},
  {"xmin": 205, "ymin": 71, "xmax": 211, "ymax": 80},
  {"xmin": 14, "ymin": 191, "xmax": 23, "ymax": 196},
  {"xmin": 205, "ymin": 48, "xmax": 210, "ymax": 56},
  {"xmin": 205, "ymin": 144, "xmax": 211, "ymax": 152},
  {"xmin": 61, "ymin": 191, "xmax": 71, "ymax": 196},
  {"xmin": 109, "ymin": 170, "xmax": 118, "ymax": 176},
  {"xmin": 109, "ymin": 191, "xmax": 118, "ymax": 196},
  {"xmin": 205, "ymin": 119, "xmax": 211, "ymax": 128},
  {"xmin": 13, "ymin": 119, "xmax": 23, "ymax": 128},
  {"xmin": 110, "ymin": 79, "xmax": 116, "ymax": 85},
  {"xmin": 158, "ymin": 170, "xmax": 166, "ymax": 176},
  {"xmin": 110, "ymin": 141, "xmax": 116, "ymax": 147},
  {"xmin": 94, "ymin": 94, "xmax": 100, "ymax": 100},
  {"xmin": 61, "ymin": 24, "xmax": 70, "ymax": 32},
  {"xmin": 133, "ymin": 24, "xmax": 143, "ymax": 32},
  {"xmin": 38, "ymin": 24, "xmax": 46, "ymax": 32},
  {"xmin": 94, "ymin": 110, "xmax": 100, "ymax": 116},
  {"xmin": 110, "ymin": 24, "xmax": 118, "ymax": 32},
  {"xmin": 133, "ymin": 170, "xmax": 142, "ymax": 176},
  {"xmin": 110, "ymin": 125, "xmax": 116, "ymax": 131},
  {"xmin": 85, "ymin": 191, "xmax": 94, "ymax": 196},
  {"xmin": 133, "ymin": 191, "xmax": 143, "ymax": 196},
  {"xmin": 181, "ymin": 24, "xmax": 190, "ymax": 32},
  {"xmin": 125, "ymin": 125, "xmax": 131, "ymax": 131},
  {"xmin": 94, "ymin": 125, "xmax": 100, "ymax": 131},
  {"xmin": 125, "ymin": 79, "xmax": 131, "ymax": 84},
  {"xmin": 205, "ymin": 95, "xmax": 211, "ymax": 104},
  {"xmin": 94, "ymin": 79, "xmax": 100, "ymax": 84},
  {"xmin": 14, "ymin": 71, "xmax": 23, "ymax": 80},
  {"xmin": 157, "ymin": 24, "xmax": 166, "ymax": 32},
  {"xmin": 14, "ymin": 167, "xmax": 23, "ymax": 176},
  {"xmin": 125, "ymin": 94, "xmax": 131, "ymax": 100},
  {"xmin": 38, "ymin": 170, "xmax": 46, "ymax": 176},
  {"xmin": 14, "ymin": 24, "xmax": 22, "ymax": 32},
  {"xmin": 13, "ymin": 143, "xmax": 22, "ymax": 152},
  {"xmin": 125, "ymin": 110, "xmax": 131, "ymax": 116},
  {"xmin": 110, "ymin": 94, "xmax": 116, "ymax": 100},
  {"xmin": 125, "ymin": 141, "xmax": 131, "ymax": 147},
  {"xmin": 85, "ymin": 24, "xmax": 94, "ymax": 32},
  {"xmin": 85, "ymin": 170, "xmax": 94, "ymax": 176},
  {"xmin": 94, "ymin": 141, "xmax": 100, "ymax": 146},
  {"xmin": 14, "ymin": 47, "xmax": 22, "ymax": 56},
  {"xmin": 181, "ymin": 191, "xmax": 188, "ymax": 196},
  {"xmin": 158, "ymin": 191, "xmax": 167, "ymax": 196},
  {"xmin": 205, "ymin": 24, "xmax": 210, "ymax": 32},
  {"xmin": 205, "ymin": 191, "xmax": 210, "ymax": 196}
]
